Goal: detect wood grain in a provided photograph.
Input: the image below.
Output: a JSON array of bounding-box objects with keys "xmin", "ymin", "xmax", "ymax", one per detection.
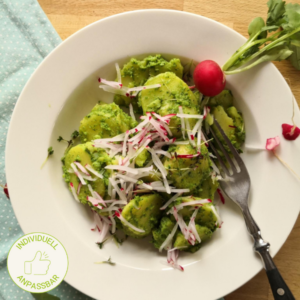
[{"xmin": 37, "ymin": 1, "xmax": 300, "ymax": 299}]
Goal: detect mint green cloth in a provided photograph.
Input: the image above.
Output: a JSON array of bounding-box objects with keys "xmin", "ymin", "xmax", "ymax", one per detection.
[{"xmin": 0, "ymin": 0, "xmax": 92, "ymax": 299}]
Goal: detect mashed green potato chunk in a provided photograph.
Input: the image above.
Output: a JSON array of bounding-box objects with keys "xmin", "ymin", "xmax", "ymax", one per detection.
[
  {"xmin": 152, "ymin": 198, "xmax": 218, "ymax": 253},
  {"xmin": 114, "ymin": 55, "xmax": 183, "ymax": 109},
  {"xmin": 138, "ymin": 72, "xmax": 200, "ymax": 137},
  {"xmin": 121, "ymin": 194, "xmax": 163, "ymax": 238},
  {"xmin": 62, "ymin": 142, "xmax": 116, "ymax": 211},
  {"xmin": 79, "ymin": 103, "xmax": 137, "ymax": 143},
  {"xmin": 163, "ymin": 144, "xmax": 212, "ymax": 196}
]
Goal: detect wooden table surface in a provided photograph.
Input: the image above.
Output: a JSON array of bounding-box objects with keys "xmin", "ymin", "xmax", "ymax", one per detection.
[{"xmin": 37, "ymin": 0, "xmax": 300, "ymax": 299}]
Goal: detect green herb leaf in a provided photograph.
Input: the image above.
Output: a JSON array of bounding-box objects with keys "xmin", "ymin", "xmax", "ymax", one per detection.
[
  {"xmin": 57, "ymin": 136, "xmax": 63, "ymax": 142},
  {"xmin": 283, "ymin": 3, "xmax": 300, "ymax": 30},
  {"xmin": 289, "ymin": 42, "xmax": 300, "ymax": 69},
  {"xmin": 71, "ymin": 130, "xmax": 79, "ymax": 139},
  {"xmin": 48, "ymin": 147, "xmax": 54, "ymax": 156},
  {"xmin": 248, "ymin": 17, "xmax": 267, "ymax": 38},
  {"xmin": 96, "ymin": 240, "xmax": 107, "ymax": 249},
  {"xmin": 266, "ymin": 0, "xmax": 286, "ymax": 28},
  {"xmin": 95, "ymin": 256, "xmax": 116, "ymax": 265}
]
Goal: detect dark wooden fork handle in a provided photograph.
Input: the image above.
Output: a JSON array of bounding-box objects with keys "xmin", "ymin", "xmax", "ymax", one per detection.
[
  {"xmin": 242, "ymin": 206, "xmax": 295, "ymax": 300},
  {"xmin": 266, "ymin": 267, "xmax": 295, "ymax": 300}
]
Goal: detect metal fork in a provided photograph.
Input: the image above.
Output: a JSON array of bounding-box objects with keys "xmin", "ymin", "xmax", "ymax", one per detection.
[{"xmin": 204, "ymin": 120, "xmax": 295, "ymax": 300}]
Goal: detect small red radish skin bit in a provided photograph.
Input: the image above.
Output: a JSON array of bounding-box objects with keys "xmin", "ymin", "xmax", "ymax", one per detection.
[
  {"xmin": 193, "ymin": 60, "xmax": 226, "ymax": 97},
  {"xmin": 282, "ymin": 123, "xmax": 300, "ymax": 141},
  {"xmin": 217, "ymin": 189, "xmax": 225, "ymax": 204},
  {"xmin": 266, "ymin": 136, "xmax": 280, "ymax": 151}
]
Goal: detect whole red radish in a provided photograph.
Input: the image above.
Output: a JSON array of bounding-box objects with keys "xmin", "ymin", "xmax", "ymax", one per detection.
[{"xmin": 193, "ymin": 60, "xmax": 226, "ymax": 97}]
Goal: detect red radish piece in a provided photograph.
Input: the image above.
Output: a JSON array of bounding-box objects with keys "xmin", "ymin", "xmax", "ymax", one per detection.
[
  {"xmin": 266, "ymin": 136, "xmax": 280, "ymax": 151},
  {"xmin": 2, "ymin": 183, "xmax": 9, "ymax": 199},
  {"xmin": 193, "ymin": 60, "xmax": 226, "ymax": 97},
  {"xmin": 217, "ymin": 189, "xmax": 225, "ymax": 204},
  {"xmin": 282, "ymin": 124, "xmax": 300, "ymax": 141}
]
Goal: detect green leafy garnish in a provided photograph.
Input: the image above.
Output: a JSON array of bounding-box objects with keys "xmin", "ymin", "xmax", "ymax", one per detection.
[
  {"xmin": 96, "ymin": 240, "xmax": 107, "ymax": 249},
  {"xmin": 95, "ymin": 256, "xmax": 116, "ymax": 266},
  {"xmin": 41, "ymin": 147, "xmax": 54, "ymax": 169},
  {"xmin": 222, "ymin": 0, "xmax": 300, "ymax": 73},
  {"xmin": 57, "ymin": 130, "xmax": 80, "ymax": 153}
]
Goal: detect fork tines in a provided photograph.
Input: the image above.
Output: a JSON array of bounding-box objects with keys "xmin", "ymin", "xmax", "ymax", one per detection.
[{"xmin": 203, "ymin": 120, "xmax": 245, "ymax": 177}]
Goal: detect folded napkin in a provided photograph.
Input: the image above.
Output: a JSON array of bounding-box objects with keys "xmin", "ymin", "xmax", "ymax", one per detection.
[{"xmin": 0, "ymin": 1, "xmax": 225, "ymax": 300}]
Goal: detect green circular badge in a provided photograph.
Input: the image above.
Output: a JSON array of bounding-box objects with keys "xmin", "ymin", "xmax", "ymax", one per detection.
[{"xmin": 7, "ymin": 232, "xmax": 68, "ymax": 293}]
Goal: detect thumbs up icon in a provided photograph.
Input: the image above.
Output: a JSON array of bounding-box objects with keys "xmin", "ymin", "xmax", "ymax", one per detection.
[{"xmin": 24, "ymin": 251, "xmax": 51, "ymax": 275}]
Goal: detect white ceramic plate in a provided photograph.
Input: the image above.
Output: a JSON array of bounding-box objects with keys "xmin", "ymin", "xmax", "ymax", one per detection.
[{"xmin": 6, "ymin": 10, "xmax": 300, "ymax": 300}]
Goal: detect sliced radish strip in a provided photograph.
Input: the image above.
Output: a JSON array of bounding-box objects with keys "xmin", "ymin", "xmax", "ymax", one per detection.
[
  {"xmin": 175, "ymin": 199, "xmax": 211, "ymax": 210},
  {"xmin": 93, "ymin": 191, "xmax": 107, "ymax": 207},
  {"xmin": 203, "ymin": 106, "xmax": 210, "ymax": 120},
  {"xmin": 152, "ymin": 112, "xmax": 172, "ymax": 124},
  {"xmin": 70, "ymin": 163, "xmax": 86, "ymax": 185},
  {"xmin": 97, "ymin": 221, "xmax": 110, "ymax": 244},
  {"xmin": 70, "ymin": 183, "xmax": 79, "ymax": 202},
  {"xmin": 79, "ymin": 172, "xmax": 97, "ymax": 182},
  {"xmin": 93, "ymin": 142, "xmax": 123, "ymax": 151},
  {"xmin": 99, "ymin": 85, "xmax": 128, "ymax": 96},
  {"xmin": 74, "ymin": 162, "xmax": 90, "ymax": 176},
  {"xmin": 192, "ymin": 118, "xmax": 202, "ymax": 137},
  {"xmin": 93, "ymin": 212, "xmax": 103, "ymax": 231},
  {"xmin": 94, "ymin": 133, "xmax": 125, "ymax": 143},
  {"xmin": 129, "ymin": 103, "xmax": 136, "ymax": 122},
  {"xmin": 160, "ymin": 114, "xmax": 177, "ymax": 121},
  {"xmin": 197, "ymin": 123, "xmax": 202, "ymax": 152},
  {"xmin": 101, "ymin": 205, "xmax": 120, "ymax": 213},
  {"xmin": 152, "ymin": 187, "xmax": 190, "ymax": 193},
  {"xmin": 109, "ymin": 177, "xmax": 127, "ymax": 202},
  {"xmin": 105, "ymin": 165, "xmax": 139, "ymax": 174},
  {"xmin": 160, "ymin": 121, "xmax": 173, "ymax": 137},
  {"xmin": 137, "ymin": 183, "xmax": 153, "ymax": 190},
  {"xmin": 85, "ymin": 164, "xmax": 103, "ymax": 179},
  {"xmin": 109, "ymin": 212, "xmax": 116, "ymax": 234},
  {"xmin": 122, "ymin": 130, "xmax": 130, "ymax": 156},
  {"xmin": 115, "ymin": 211, "xmax": 145, "ymax": 233},
  {"xmin": 159, "ymin": 223, "xmax": 179, "ymax": 252},
  {"xmin": 149, "ymin": 118, "xmax": 169, "ymax": 142},
  {"xmin": 178, "ymin": 106, "xmax": 186, "ymax": 139},
  {"xmin": 266, "ymin": 136, "xmax": 280, "ymax": 151},
  {"xmin": 99, "ymin": 78, "xmax": 122, "ymax": 89},
  {"xmin": 176, "ymin": 152, "xmax": 200, "ymax": 159},
  {"xmin": 177, "ymin": 114, "xmax": 203, "ymax": 119},
  {"xmin": 185, "ymin": 118, "xmax": 196, "ymax": 147},
  {"xmin": 115, "ymin": 174, "xmax": 138, "ymax": 183},
  {"xmin": 155, "ymin": 150, "xmax": 172, "ymax": 159},
  {"xmin": 210, "ymin": 205, "xmax": 222, "ymax": 228},
  {"xmin": 188, "ymin": 209, "xmax": 201, "ymax": 243},
  {"xmin": 176, "ymin": 213, "xmax": 190, "ymax": 240},
  {"xmin": 102, "ymin": 216, "xmax": 112, "ymax": 225},
  {"xmin": 127, "ymin": 84, "xmax": 161, "ymax": 93},
  {"xmin": 163, "ymin": 177, "xmax": 171, "ymax": 194},
  {"xmin": 160, "ymin": 193, "xmax": 182, "ymax": 210},
  {"xmin": 115, "ymin": 63, "xmax": 121, "ymax": 84},
  {"xmin": 77, "ymin": 182, "xmax": 82, "ymax": 195},
  {"xmin": 87, "ymin": 196, "xmax": 104, "ymax": 208},
  {"xmin": 148, "ymin": 148, "xmax": 168, "ymax": 178}
]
